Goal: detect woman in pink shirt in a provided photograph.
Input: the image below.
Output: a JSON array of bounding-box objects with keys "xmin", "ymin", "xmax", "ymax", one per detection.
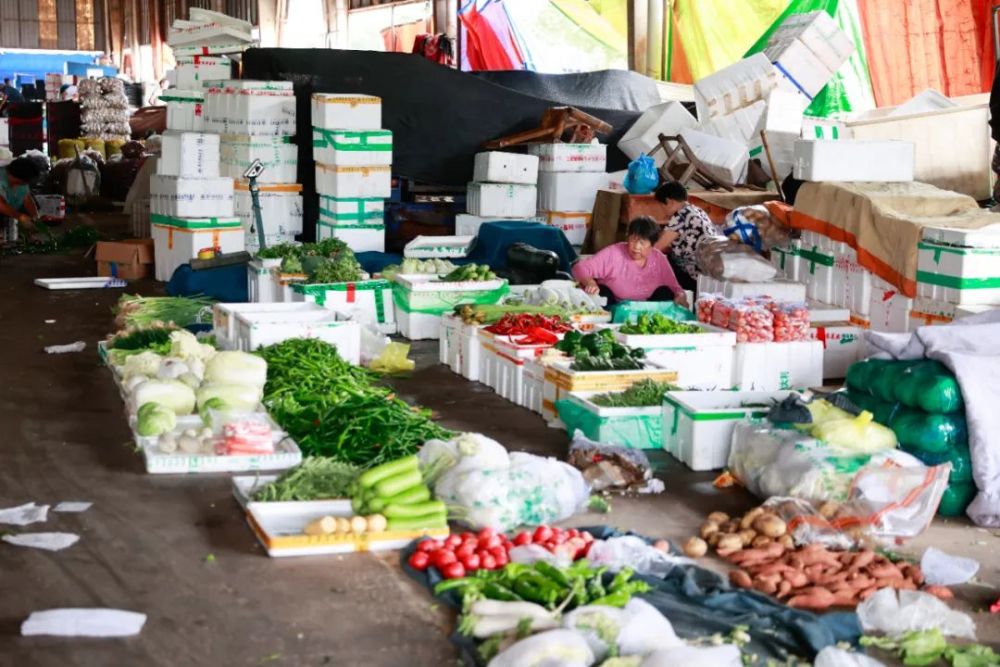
[{"xmin": 573, "ymin": 216, "xmax": 688, "ymax": 307}]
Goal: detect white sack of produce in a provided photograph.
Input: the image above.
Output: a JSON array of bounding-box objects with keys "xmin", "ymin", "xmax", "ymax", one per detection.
[
  {"xmin": 564, "ymin": 598, "xmax": 682, "ymax": 662},
  {"xmin": 640, "ymin": 644, "xmax": 742, "ymax": 667},
  {"xmin": 487, "ymin": 629, "xmax": 595, "ymax": 667},
  {"xmin": 195, "ymin": 383, "xmax": 263, "ymax": 412},
  {"xmin": 419, "ymin": 432, "xmax": 510, "ymax": 479}
]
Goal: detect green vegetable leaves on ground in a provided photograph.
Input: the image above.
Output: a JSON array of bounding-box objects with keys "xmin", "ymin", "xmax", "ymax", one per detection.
[
  {"xmin": 591, "ymin": 380, "xmax": 677, "ymax": 408},
  {"xmin": 861, "ymin": 629, "xmax": 1000, "ymax": 667}
]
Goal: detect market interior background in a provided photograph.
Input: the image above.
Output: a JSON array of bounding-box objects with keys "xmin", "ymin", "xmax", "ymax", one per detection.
[{"xmin": 2, "ymin": 1, "xmax": 1000, "ymax": 665}]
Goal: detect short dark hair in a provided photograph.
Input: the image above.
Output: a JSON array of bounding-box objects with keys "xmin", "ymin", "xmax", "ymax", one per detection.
[
  {"xmin": 7, "ymin": 157, "xmax": 42, "ymax": 183},
  {"xmin": 654, "ymin": 181, "xmax": 688, "ymax": 204},
  {"xmin": 626, "ymin": 216, "xmax": 660, "ymax": 244}
]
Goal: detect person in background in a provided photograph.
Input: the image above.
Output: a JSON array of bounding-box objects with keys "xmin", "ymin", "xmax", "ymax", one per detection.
[
  {"xmin": 2, "ymin": 78, "xmax": 23, "ymax": 102},
  {"xmin": 0, "ymin": 157, "xmax": 41, "ymax": 240},
  {"xmin": 148, "ymin": 78, "xmax": 169, "ymax": 107},
  {"xmin": 573, "ymin": 216, "xmax": 687, "ymax": 307},
  {"xmin": 59, "ymin": 83, "xmax": 79, "ymax": 101},
  {"xmin": 651, "ymin": 181, "xmax": 716, "ymax": 291}
]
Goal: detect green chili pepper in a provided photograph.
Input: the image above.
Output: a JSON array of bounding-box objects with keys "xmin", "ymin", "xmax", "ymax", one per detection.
[
  {"xmin": 609, "ymin": 567, "xmax": 635, "ymax": 593},
  {"xmin": 482, "ymin": 582, "xmax": 522, "ymax": 601},
  {"xmin": 434, "ymin": 578, "xmax": 483, "ymax": 595},
  {"xmin": 589, "ymin": 590, "xmax": 632, "ymax": 607},
  {"xmin": 533, "ymin": 562, "xmax": 570, "ymax": 588}
]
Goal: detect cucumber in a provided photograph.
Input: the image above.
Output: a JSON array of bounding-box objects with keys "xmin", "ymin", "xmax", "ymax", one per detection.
[
  {"xmin": 357, "ymin": 455, "xmax": 419, "ymax": 489},
  {"xmin": 383, "ymin": 500, "xmax": 445, "ymax": 518},
  {"xmin": 373, "ymin": 468, "xmax": 423, "ymax": 499}
]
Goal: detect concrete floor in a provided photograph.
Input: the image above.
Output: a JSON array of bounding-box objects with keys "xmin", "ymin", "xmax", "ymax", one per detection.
[{"xmin": 0, "ymin": 216, "xmax": 997, "ymax": 665}]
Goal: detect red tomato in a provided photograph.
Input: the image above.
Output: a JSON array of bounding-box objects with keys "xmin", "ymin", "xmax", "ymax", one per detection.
[
  {"xmin": 460, "ymin": 532, "xmax": 476, "ymax": 541},
  {"xmin": 581, "ymin": 531, "xmax": 595, "ymax": 543},
  {"xmin": 444, "ymin": 535, "xmax": 462, "ymax": 549},
  {"xmin": 416, "ymin": 539, "xmax": 439, "ymax": 553},
  {"xmin": 462, "ymin": 538, "xmax": 479, "ymax": 551},
  {"xmin": 513, "ymin": 531, "xmax": 533, "ymax": 546},
  {"xmin": 478, "ymin": 534, "xmax": 502, "ymax": 550},
  {"xmin": 493, "ymin": 550, "xmax": 509, "ymax": 567},
  {"xmin": 461, "ymin": 553, "xmax": 481, "ymax": 570},
  {"xmin": 533, "ymin": 526, "xmax": 553, "ymax": 543},
  {"xmin": 455, "ymin": 544, "xmax": 476, "ymax": 560},
  {"xmin": 407, "ymin": 551, "xmax": 430, "ymax": 571},
  {"xmin": 566, "ymin": 537, "xmax": 587, "ymax": 559},
  {"xmin": 543, "ymin": 540, "xmax": 559, "ymax": 552},
  {"xmin": 551, "ymin": 531, "xmax": 568, "ymax": 545},
  {"xmin": 566, "ymin": 529, "xmax": 580, "ymax": 539},
  {"xmin": 477, "ymin": 527, "xmax": 496, "ymax": 541},
  {"xmin": 441, "ymin": 562, "xmax": 466, "ymax": 579},
  {"xmin": 432, "ymin": 549, "xmax": 457, "ymax": 569},
  {"xmin": 488, "ymin": 546, "xmax": 507, "ymax": 560},
  {"xmin": 480, "ymin": 553, "xmax": 498, "ymax": 570},
  {"xmin": 579, "ymin": 541, "xmax": 594, "ymax": 557}
]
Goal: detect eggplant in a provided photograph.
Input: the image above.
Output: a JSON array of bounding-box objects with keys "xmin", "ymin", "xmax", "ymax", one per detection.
[{"xmin": 506, "ymin": 242, "xmax": 559, "ymax": 278}]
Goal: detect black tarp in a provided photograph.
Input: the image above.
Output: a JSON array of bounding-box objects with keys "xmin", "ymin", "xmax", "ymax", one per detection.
[
  {"xmin": 470, "ymin": 69, "xmax": 662, "ymax": 113},
  {"xmin": 242, "ymin": 48, "xmax": 645, "ymax": 189}
]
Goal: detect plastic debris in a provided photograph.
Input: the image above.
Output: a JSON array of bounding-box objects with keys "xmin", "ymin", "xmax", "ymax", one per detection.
[
  {"xmin": 857, "ymin": 589, "xmax": 976, "ymax": 640},
  {"xmin": 921, "ymin": 547, "xmax": 980, "ymax": 586},
  {"xmin": 44, "ymin": 341, "xmax": 87, "ymax": 354},
  {"xmin": 54, "ymin": 502, "xmax": 92, "ymax": 513},
  {"xmin": 0, "ymin": 502, "xmax": 50, "ymax": 526},
  {"xmin": 21, "ymin": 608, "xmax": 146, "ymax": 637},
  {"xmin": 3, "ymin": 532, "xmax": 80, "ymax": 551}
]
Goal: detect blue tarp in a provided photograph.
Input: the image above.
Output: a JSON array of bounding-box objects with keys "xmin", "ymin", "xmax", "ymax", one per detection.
[{"xmin": 0, "ymin": 49, "xmax": 106, "ymax": 85}]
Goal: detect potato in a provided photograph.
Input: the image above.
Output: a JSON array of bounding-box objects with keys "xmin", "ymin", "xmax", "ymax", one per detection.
[
  {"xmin": 817, "ymin": 500, "xmax": 840, "ymax": 519},
  {"xmin": 751, "ymin": 535, "xmax": 772, "ymax": 548},
  {"xmin": 707, "ymin": 511, "xmax": 730, "ymax": 525},
  {"xmin": 777, "ymin": 534, "xmax": 795, "ymax": 549},
  {"xmin": 738, "ymin": 529, "xmax": 757, "ymax": 547},
  {"xmin": 700, "ymin": 522, "xmax": 720, "ymax": 540},
  {"xmin": 683, "ymin": 537, "xmax": 708, "ymax": 558},
  {"xmin": 720, "ymin": 519, "xmax": 740, "ymax": 534},
  {"xmin": 740, "ymin": 507, "xmax": 766, "ymax": 530},
  {"xmin": 707, "ymin": 532, "xmax": 723, "ymax": 547},
  {"xmin": 753, "ymin": 515, "xmax": 787, "ymax": 538},
  {"xmin": 716, "ymin": 534, "xmax": 743, "ymax": 554}
]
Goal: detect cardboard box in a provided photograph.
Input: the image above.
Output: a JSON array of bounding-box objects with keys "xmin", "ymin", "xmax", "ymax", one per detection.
[
  {"xmin": 95, "ymin": 239, "xmax": 155, "ymax": 280},
  {"xmin": 794, "ymin": 140, "xmax": 915, "ymax": 182},
  {"xmin": 585, "ymin": 189, "xmax": 625, "ymax": 253},
  {"xmin": 473, "ymin": 151, "xmax": 539, "ymax": 184}
]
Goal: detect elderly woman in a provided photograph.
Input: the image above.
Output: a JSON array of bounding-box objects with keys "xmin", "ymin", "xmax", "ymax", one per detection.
[{"xmin": 573, "ymin": 216, "xmax": 687, "ymax": 307}]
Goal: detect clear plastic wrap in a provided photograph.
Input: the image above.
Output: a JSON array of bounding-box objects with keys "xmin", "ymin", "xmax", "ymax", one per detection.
[
  {"xmin": 857, "ymin": 589, "xmax": 976, "ymax": 640},
  {"xmin": 567, "ymin": 430, "xmax": 652, "ymax": 492},
  {"xmin": 769, "ymin": 302, "xmax": 810, "ymax": 342},
  {"xmin": 728, "ymin": 302, "xmax": 774, "ymax": 343},
  {"xmin": 696, "ymin": 293, "xmax": 721, "ymax": 325},
  {"xmin": 695, "ymin": 236, "xmax": 779, "ymax": 282},
  {"xmin": 761, "ymin": 496, "xmax": 855, "ymax": 550}
]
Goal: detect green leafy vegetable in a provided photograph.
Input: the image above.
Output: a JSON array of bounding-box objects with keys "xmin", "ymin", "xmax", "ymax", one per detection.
[
  {"xmin": 108, "ymin": 326, "xmax": 176, "ymax": 352},
  {"xmin": 114, "ymin": 295, "xmax": 214, "ymax": 330},
  {"xmin": 252, "ymin": 457, "xmax": 361, "ymax": 501},
  {"xmin": 255, "ymin": 242, "xmax": 303, "ymax": 260},
  {"xmin": 136, "ymin": 402, "xmax": 176, "ymax": 437},
  {"xmin": 307, "ymin": 253, "xmax": 364, "ymax": 284},
  {"xmin": 591, "ymin": 380, "xmax": 677, "ymax": 407},
  {"xmin": 620, "ymin": 313, "xmax": 703, "ymax": 336}
]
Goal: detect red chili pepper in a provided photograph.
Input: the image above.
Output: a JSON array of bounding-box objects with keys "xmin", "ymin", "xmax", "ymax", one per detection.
[{"xmin": 527, "ymin": 327, "xmax": 558, "ymax": 344}]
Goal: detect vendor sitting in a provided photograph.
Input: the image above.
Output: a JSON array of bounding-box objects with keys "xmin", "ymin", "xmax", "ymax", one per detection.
[
  {"xmin": 652, "ymin": 181, "xmax": 716, "ymax": 291},
  {"xmin": 0, "ymin": 157, "xmax": 41, "ymax": 232},
  {"xmin": 573, "ymin": 216, "xmax": 687, "ymax": 307}
]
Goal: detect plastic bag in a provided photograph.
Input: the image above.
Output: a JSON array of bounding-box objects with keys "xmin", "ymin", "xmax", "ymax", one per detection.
[
  {"xmin": 937, "ymin": 481, "xmax": 977, "ymax": 517},
  {"xmin": 368, "ymin": 342, "xmax": 415, "ymax": 373},
  {"xmin": 814, "ymin": 647, "xmax": 887, "ymax": 667},
  {"xmin": 723, "ymin": 206, "xmax": 794, "ymax": 253},
  {"xmin": 857, "ymin": 588, "xmax": 976, "ymax": 640},
  {"xmin": 889, "ymin": 410, "xmax": 967, "ymax": 456},
  {"xmin": 639, "ymin": 645, "xmax": 742, "ymax": 667},
  {"xmin": 558, "ymin": 402, "xmax": 662, "ymax": 453},
  {"xmin": 696, "ymin": 293, "xmax": 721, "ymax": 325},
  {"xmin": 564, "ymin": 598, "xmax": 681, "ymax": 662},
  {"xmin": 893, "ymin": 360, "xmax": 964, "ymax": 414},
  {"xmin": 761, "ymin": 497, "xmax": 855, "ymax": 550},
  {"xmin": 920, "ymin": 547, "xmax": 980, "ymax": 587},
  {"xmin": 623, "ymin": 153, "xmax": 659, "ymax": 195},
  {"xmin": 586, "ymin": 536, "xmax": 690, "ymax": 578},
  {"xmin": 487, "ymin": 629, "xmax": 595, "ymax": 667},
  {"xmin": 811, "ymin": 411, "xmax": 898, "ymax": 453},
  {"xmin": 695, "ymin": 236, "xmax": 778, "ymax": 282},
  {"xmin": 418, "ymin": 433, "xmax": 510, "ymax": 481},
  {"xmin": 839, "ymin": 462, "xmax": 951, "ymax": 538},
  {"xmin": 612, "ymin": 301, "xmax": 695, "ymax": 324},
  {"xmin": 508, "ymin": 544, "xmax": 573, "ymax": 568},
  {"xmin": 567, "ymin": 430, "xmax": 653, "ymax": 491},
  {"xmin": 769, "ymin": 302, "xmax": 810, "ymax": 342},
  {"xmin": 727, "ymin": 302, "xmax": 774, "ymax": 343}
]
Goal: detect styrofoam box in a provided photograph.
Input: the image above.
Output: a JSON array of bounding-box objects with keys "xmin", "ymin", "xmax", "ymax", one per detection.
[
  {"xmin": 140, "ymin": 424, "xmax": 301, "ymax": 475},
  {"xmin": 537, "ymin": 172, "xmax": 605, "ymax": 213},
  {"xmin": 313, "ymin": 128, "xmax": 393, "ymax": 167},
  {"xmin": 394, "ymin": 275, "xmax": 508, "ymax": 340},
  {"xmin": 479, "ymin": 340, "xmax": 526, "ymax": 404},
  {"xmin": 771, "ymin": 10, "xmax": 854, "ymax": 73},
  {"xmin": 767, "ymin": 38, "xmax": 836, "ymax": 102},
  {"xmin": 541, "ymin": 363, "xmax": 679, "ymax": 426},
  {"xmin": 567, "ymin": 392, "xmax": 662, "ymax": 450},
  {"xmin": 809, "ymin": 323, "xmax": 864, "ymax": 379},
  {"xmin": 221, "ymin": 135, "xmax": 298, "ymax": 183},
  {"xmin": 455, "ymin": 214, "xmax": 545, "ymax": 236},
  {"xmin": 614, "ymin": 323, "xmax": 736, "ymax": 390},
  {"xmin": 917, "ymin": 238, "xmax": 1000, "ymax": 305},
  {"xmin": 694, "ymin": 53, "xmax": 778, "ymax": 121},
  {"xmin": 528, "ymin": 143, "xmax": 607, "ymax": 173},
  {"xmin": 770, "ymin": 243, "xmax": 801, "ymax": 281},
  {"xmin": 245, "ymin": 232, "xmax": 297, "ymax": 255},
  {"xmin": 831, "ymin": 246, "xmax": 872, "ymax": 315},
  {"xmin": 174, "ymin": 56, "xmax": 231, "ymax": 89},
  {"xmin": 317, "ymin": 195, "xmax": 385, "ymax": 252},
  {"xmin": 473, "ymin": 151, "xmax": 539, "ymax": 185},
  {"xmin": 150, "ymin": 215, "xmax": 244, "ymax": 282},
  {"xmin": 732, "ymin": 340, "xmax": 824, "ymax": 391},
  {"xmin": 404, "ymin": 235, "xmax": 475, "ymax": 259},
  {"xmin": 910, "ymin": 298, "xmax": 957, "ymax": 328},
  {"xmin": 543, "ymin": 211, "xmax": 591, "ymax": 247},
  {"xmin": 808, "ymin": 301, "xmax": 850, "ymax": 324},
  {"xmin": 794, "ymin": 140, "xmax": 915, "ymax": 182},
  {"xmin": 677, "ymin": 129, "xmax": 749, "ymax": 185},
  {"xmin": 34, "ymin": 194, "xmax": 65, "ymax": 219},
  {"xmin": 157, "ymin": 131, "xmax": 220, "ymax": 177},
  {"xmin": 467, "ymin": 182, "xmax": 537, "ymax": 217},
  {"xmin": 802, "ymin": 116, "xmax": 848, "ymax": 140},
  {"xmin": 440, "ymin": 314, "xmax": 482, "ymax": 381},
  {"xmin": 699, "ymin": 100, "xmax": 766, "ymax": 147},
  {"xmin": 245, "ymin": 260, "xmax": 300, "ymax": 305},
  {"xmin": 162, "ymin": 90, "xmax": 205, "ymax": 132},
  {"xmin": 204, "ymin": 81, "xmax": 296, "ymax": 136},
  {"xmin": 234, "ymin": 182, "xmax": 303, "ymax": 239},
  {"xmin": 397, "ymin": 308, "xmax": 443, "ymax": 341},
  {"xmin": 0, "ymin": 118, "xmax": 8, "ymax": 145},
  {"xmin": 956, "ymin": 304, "xmax": 1000, "ymax": 318},
  {"xmin": 315, "ymin": 163, "xmax": 391, "ymax": 198},
  {"xmin": 292, "ymin": 279, "xmax": 396, "ymax": 335},
  {"xmin": 662, "ymin": 390, "xmax": 790, "ymax": 470},
  {"xmin": 697, "ymin": 274, "xmax": 807, "ymax": 302},
  {"xmin": 522, "ymin": 360, "xmax": 546, "ymax": 414},
  {"xmin": 869, "ymin": 276, "xmax": 913, "ymax": 333},
  {"xmin": 311, "ymin": 94, "xmax": 381, "ymax": 130},
  {"xmin": 234, "ymin": 310, "xmax": 361, "ymax": 362},
  {"xmin": 317, "ymin": 220, "xmax": 385, "ymax": 254},
  {"xmin": 798, "ymin": 243, "xmax": 835, "ymax": 304},
  {"xmin": 214, "ymin": 300, "xmax": 317, "ymax": 347},
  {"xmin": 150, "ymin": 174, "xmax": 235, "ymax": 218},
  {"xmin": 618, "ymin": 101, "xmax": 698, "ymax": 166}
]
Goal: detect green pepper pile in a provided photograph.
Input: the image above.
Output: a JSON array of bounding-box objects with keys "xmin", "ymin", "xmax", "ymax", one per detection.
[
  {"xmin": 619, "ymin": 313, "xmax": 703, "ymax": 336},
  {"xmin": 556, "ymin": 330, "xmax": 645, "ymax": 372},
  {"xmin": 435, "ymin": 560, "xmax": 650, "ymax": 612}
]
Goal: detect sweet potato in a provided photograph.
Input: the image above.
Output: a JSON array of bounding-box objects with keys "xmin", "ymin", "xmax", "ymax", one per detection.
[
  {"xmin": 901, "ymin": 564, "xmax": 925, "ymax": 586},
  {"xmin": 754, "ymin": 561, "xmax": 794, "ymax": 577},
  {"xmin": 858, "ymin": 586, "xmax": 880, "ymax": 601},
  {"xmin": 848, "ymin": 551, "xmax": 876, "ymax": 571},
  {"xmin": 847, "ymin": 574, "xmax": 873, "ymax": 589},
  {"xmin": 728, "ymin": 547, "xmax": 770, "ymax": 565},
  {"xmin": 777, "ymin": 580, "xmax": 793, "ymax": 598},
  {"xmin": 867, "ymin": 563, "xmax": 903, "ymax": 580},
  {"xmin": 729, "ymin": 569, "xmax": 752, "ymax": 589},
  {"xmin": 784, "ymin": 571, "xmax": 809, "ymax": 589},
  {"xmin": 831, "ymin": 591, "xmax": 858, "ymax": 607},
  {"xmin": 816, "ymin": 571, "xmax": 849, "ymax": 587},
  {"xmin": 924, "ymin": 585, "xmax": 954, "ymax": 600},
  {"xmin": 804, "ymin": 564, "xmax": 825, "ymax": 582},
  {"xmin": 788, "ymin": 588, "xmax": 836, "ymax": 610},
  {"xmin": 753, "ymin": 578, "xmax": 778, "ymax": 595}
]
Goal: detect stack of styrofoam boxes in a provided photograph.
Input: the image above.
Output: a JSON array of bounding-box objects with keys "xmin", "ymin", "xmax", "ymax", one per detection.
[
  {"xmin": 910, "ymin": 225, "xmax": 1000, "ymax": 327},
  {"xmin": 807, "ymin": 301, "xmax": 863, "ymax": 380},
  {"xmin": 793, "ymin": 139, "xmax": 915, "ymax": 183},
  {"xmin": 467, "ymin": 152, "xmax": 539, "ymax": 232},
  {"xmin": 311, "ymin": 94, "xmax": 390, "ymax": 253},
  {"xmin": 765, "ymin": 11, "xmax": 855, "ymax": 110},
  {"xmin": 617, "ymin": 100, "xmax": 698, "ymax": 187},
  {"xmin": 529, "ymin": 143, "xmax": 606, "ymax": 249},
  {"xmin": 150, "ymin": 131, "xmax": 239, "ymax": 281}
]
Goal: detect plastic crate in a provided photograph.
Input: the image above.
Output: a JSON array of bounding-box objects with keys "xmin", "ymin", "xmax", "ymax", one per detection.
[{"xmin": 562, "ymin": 392, "xmax": 662, "ymax": 450}]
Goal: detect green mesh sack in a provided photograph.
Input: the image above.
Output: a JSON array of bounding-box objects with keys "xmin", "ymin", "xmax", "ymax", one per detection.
[
  {"xmin": 890, "ymin": 409, "xmax": 968, "ymax": 456},
  {"xmin": 919, "ymin": 445, "xmax": 974, "ymax": 484},
  {"xmin": 845, "ymin": 359, "xmax": 891, "ymax": 394},
  {"xmin": 893, "ymin": 360, "xmax": 963, "ymax": 415},
  {"xmin": 938, "ymin": 481, "xmax": 977, "ymax": 517},
  {"xmin": 870, "ymin": 360, "xmax": 922, "ymax": 403}
]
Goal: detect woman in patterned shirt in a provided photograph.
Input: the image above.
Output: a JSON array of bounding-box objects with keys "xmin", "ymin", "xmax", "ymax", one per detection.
[{"xmin": 651, "ymin": 181, "xmax": 716, "ymax": 290}]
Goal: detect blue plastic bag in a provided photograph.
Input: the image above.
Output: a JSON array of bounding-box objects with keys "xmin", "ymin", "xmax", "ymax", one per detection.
[{"xmin": 623, "ymin": 153, "xmax": 659, "ymax": 194}]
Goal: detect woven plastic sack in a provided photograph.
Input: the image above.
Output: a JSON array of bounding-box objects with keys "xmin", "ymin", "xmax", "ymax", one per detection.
[{"xmin": 723, "ymin": 205, "xmax": 794, "ymax": 253}]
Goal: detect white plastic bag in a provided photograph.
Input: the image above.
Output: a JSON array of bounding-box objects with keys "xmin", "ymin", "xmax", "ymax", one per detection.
[
  {"xmin": 487, "ymin": 629, "xmax": 595, "ymax": 667},
  {"xmin": 814, "ymin": 646, "xmax": 886, "ymax": 667},
  {"xmin": 419, "ymin": 433, "xmax": 510, "ymax": 481},
  {"xmin": 586, "ymin": 536, "xmax": 691, "ymax": 577},
  {"xmin": 856, "ymin": 589, "xmax": 976, "ymax": 640},
  {"xmin": 920, "ymin": 547, "xmax": 980, "ymax": 586},
  {"xmin": 562, "ymin": 599, "xmax": 680, "ymax": 663},
  {"xmin": 640, "ymin": 644, "xmax": 742, "ymax": 667}
]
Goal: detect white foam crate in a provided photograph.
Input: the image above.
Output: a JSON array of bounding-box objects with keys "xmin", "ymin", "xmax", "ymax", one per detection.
[
  {"xmin": 798, "ymin": 244, "xmax": 835, "ymax": 304},
  {"xmin": 567, "ymin": 392, "xmax": 663, "ymax": 450},
  {"xmin": 770, "ymin": 243, "xmax": 801, "ymax": 282},
  {"xmin": 479, "ymin": 340, "xmax": 525, "ymax": 404},
  {"xmin": 697, "ymin": 275, "xmax": 807, "ymax": 302},
  {"xmin": 793, "ymin": 140, "xmax": 915, "ymax": 182},
  {"xmin": 157, "ymin": 131, "xmax": 220, "ymax": 177},
  {"xmin": 541, "ymin": 363, "xmax": 680, "ymax": 426},
  {"xmin": 618, "ymin": 101, "xmax": 698, "ymax": 166},
  {"xmin": 456, "ymin": 214, "xmax": 545, "ymax": 236},
  {"xmin": 150, "ymin": 215, "xmax": 244, "ymax": 282},
  {"xmin": 662, "ymin": 390, "xmax": 790, "ymax": 470},
  {"xmin": 292, "ymin": 279, "xmax": 396, "ymax": 335},
  {"xmin": 694, "ymin": 53, "xmax": 778, "ymax": 121},
  {"xmin": 473, "ymin": 151, "xmax": 539, "ymax": 185},
  {"xmin": 466, "ymin": 183, "xmax": 537, "ymax": 218},
  {"xmin": 397, "ymin": 309, "xmax": 443, "ymax": 341},
  {"xmin": 203, "ymin": 81, "xmax": 296, "ymax": 136},
  {"xmin": 543, "ymin": 211, "xmax": 590, "ymax": 247},
  {"xmin": 439, "ymin": 314, "xmax": 483, "ymax": 381},
  {"xmin": 393, "ymin": 275, "xmax": 508, "ymax": 340},
  {"xmin": 231, "ymin": 475, "xmax": 346, "ymax": 511},
  {"xmin": 233, "ymin": 310, "xmax": 361, "ymax": 362},
  {"xmin": 677, "ymin": 129, "xmax": 748, "ymax": 184},
  {"xmin": 174, "ymin": 56, "xmax": 232, "ymax": 89},
  {"xmin": 528, "ymin": 143, "xmax": 606, "ymax": 173},
  {"xmin": 771, "ymin": 10, "xmax": 854, "ymax": 73},
  {"xmin": 808, "ymin": 301, "xmax": 850, "ymax": 324},
  {"xmin": 221, "ymin": 135, "xmax": 298, "ymax": 183},
  {"xmin": 315, "ymin": 163, "xmax": 391, "ymax": 198},
  {"xmin": 214, "ymin": 300, "xmax": 319, "ymax": 346},
  {"xmin": 247, "ymin": 259, "xmax": 282, "ymax": 303},
  {"xmin": 522, "ymin": 360, "xmax": 546, "ymax": 414},
  {"xmin": 317, "ymin": 223, "xmax": 385, "ymax": 253},
  {"xmin": 162, "ymin": 90, "xmax": 205, "ymax": 132},
  {"xmin": 917, "ymin": 239, "xmax": 1000, "ymax": 305},
  {"xmin": 732, "ymin": 340, "xmax": 824, "ymax": 391},
  {"xmin": 699, "ymin": 100, "xmax": 766, "ymax": 146},
  {"xmin": 234, "ymin": 183, "xmax": 303, "ymax": 235},
  {"xmin": 149, "ymin": 175, "xmax": 235, "ymax": 218},
  {"xmin": 809, "ymin": 323, "xmax": 864, "ymax": 379},
  {"xmin": 537, "ymin": 172, "xmax": 605, "ymax": 213},
  {"xmin": 312, "ymin": 128, "xmax": 393, "ymax": 167},
  {"xmin": 868, "ymin": 278, "xmax": 913, "ymax": 333},
  {"xmin": 404, "ymin": 235, "xmax": 475, "ymax": 259},
  {"xmin": 767, "ymin": 38, "xmax": 836, "ymax": 106},
  {"xmin": 612, "ymin": 322, "xmax": 736, "ymax": 390},
  {"xmin": 311, "ymin": 93, "xmax": 381, "ymax": 130}
]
